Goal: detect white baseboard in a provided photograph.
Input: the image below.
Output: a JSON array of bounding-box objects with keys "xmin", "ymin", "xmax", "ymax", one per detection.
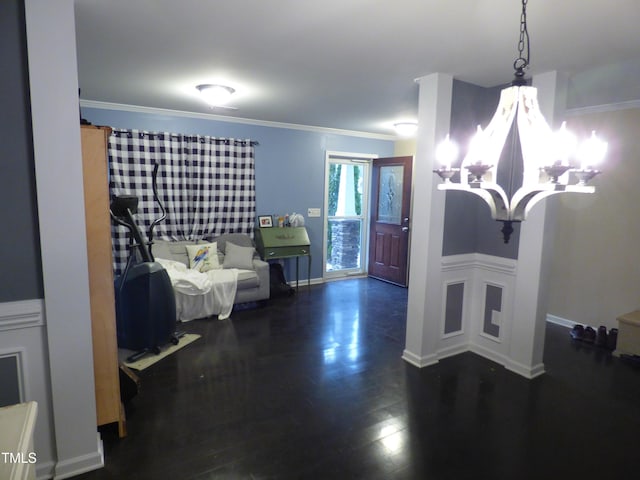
[
  {"xmin": 504, "ymin": 360, "xmax": 546, "ymax": 379},
  {"xmin": 402, "ymin": 349, "xmax": 438, "ymax": 368},
  {"xmin": 504, "ymin": 362, "xmax": 545, "ymax": 380},
  {"xmin": 36, "ymin": 460, "xmax": 55, "ymax": 480},
  {"xmin": 35, "ymin": 449, "xmax": 102, "ymax": 479},
  {"xmin": 546, "ymin": 314, "xmax": 577, "ymax": 328},
  {"xmin": 436, "ymin": 343, "xmax": 468, "ymax": 361},
  {"xmin": 50, "ymin": 434, "xmax": 103, "ymax": 480},
  {"xmin": 287, "ymin": 277, "xmax": 324, "ymax": 287},
  {"xmin": 470, "ymin": 343, "xmax": 546, "ymax": 379},
  {"xmin": 469, "ymin": 342, "xmax": 509, "ymax": 369},
  {"xmin": 402, "ymin": 342, "xmax": 548, "ymax": 380},
  {"xmin": 405, "ymin": 341, "xmax": 548, "ymax": 380}
]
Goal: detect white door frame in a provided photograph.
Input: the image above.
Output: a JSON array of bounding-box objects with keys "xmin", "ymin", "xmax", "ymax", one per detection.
[{"xmin": 323, "ymin": 151, "xmax": 376, "ymax": 280}]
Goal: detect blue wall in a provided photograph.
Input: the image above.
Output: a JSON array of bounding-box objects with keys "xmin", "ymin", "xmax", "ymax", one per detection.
[{"xmin": 81, "ymin": 107, "xmax": 395, "ymax": 280}]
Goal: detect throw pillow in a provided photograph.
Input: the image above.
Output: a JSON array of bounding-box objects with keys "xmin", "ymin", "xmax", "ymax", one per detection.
[
  {"xmin": 186, "ymin": 242, "xmax": 220, "ymax": 272},
  {"xmin": 223, "ymin": 241, "xmax": 255, "ymax": 270}
]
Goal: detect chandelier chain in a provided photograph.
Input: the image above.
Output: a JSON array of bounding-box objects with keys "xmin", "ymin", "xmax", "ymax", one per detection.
[{"xmin": 513, "ymin": 0, "xmax": 530, "ymax": 80}]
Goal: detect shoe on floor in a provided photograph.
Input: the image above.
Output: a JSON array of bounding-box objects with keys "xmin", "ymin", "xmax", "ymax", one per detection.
[
  {"xmin": 606, "ymin": 328, "xmax": 618, "ymax": 350},
  {"xmin": 595, "ymin": 325, "xmax": 608, "ymax": 347},
  {"xmin": 583, "ymin": 326, "xmax": 596, "ymax": 343},
  {"xmin": 570, "ymin": 324, "xmax": 584, "ymax": 340}
]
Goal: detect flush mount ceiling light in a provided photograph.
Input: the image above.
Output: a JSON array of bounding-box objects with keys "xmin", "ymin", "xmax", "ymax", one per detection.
[
  {"xmin": 432, "ymin": 0, "xmax": 607, "ymax": 243},
  {"xmin": 196, "ymin": 84, "xmax": 236, "ymax": 107},
  {"xmin": 394, "ymin": 122, "xmax": 418, "ymax": 137}
]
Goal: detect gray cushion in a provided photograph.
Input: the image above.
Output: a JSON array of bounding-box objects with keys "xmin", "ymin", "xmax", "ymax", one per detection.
[
  {"xmin": 210, "ymin": 233, "xmax": 255, "ymax": 254},
  {"xmin": 223, "ymin": 241, "xmax": 255, "ymax": 270},
  {"xmin": 152, "ymin": 240, "xmax": 191, "ymax": 266}
]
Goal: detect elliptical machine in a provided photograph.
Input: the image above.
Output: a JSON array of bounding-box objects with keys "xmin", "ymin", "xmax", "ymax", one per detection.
[{"xmin": 110, "ymin": 164, "xmax": 181, "ymax": 362}]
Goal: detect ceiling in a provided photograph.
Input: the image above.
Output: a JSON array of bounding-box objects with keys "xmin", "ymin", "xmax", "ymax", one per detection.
[{"xmin": 74, "ymin": 0, "xmax": 640, "ymax": 137}]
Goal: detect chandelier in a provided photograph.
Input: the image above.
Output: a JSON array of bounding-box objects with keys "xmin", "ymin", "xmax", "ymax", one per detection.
[{"xmin": 432, "ymin": 0, "xmax": 607, "ymax": 243}]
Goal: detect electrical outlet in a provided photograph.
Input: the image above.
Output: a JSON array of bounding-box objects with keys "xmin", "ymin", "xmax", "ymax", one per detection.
[{"xmin": 307, "ymin": 208, "xmax": 321, "ymax": 217}]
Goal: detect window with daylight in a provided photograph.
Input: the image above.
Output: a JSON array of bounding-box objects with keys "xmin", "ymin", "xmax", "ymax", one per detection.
[{"xmin": 324, "ymin": 152, "xmax": 373, "ymax": 278}]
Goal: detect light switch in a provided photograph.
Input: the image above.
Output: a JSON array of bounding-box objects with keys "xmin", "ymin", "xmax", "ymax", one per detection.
[{"xmin": 307, "ymin": 208, "xmax": 321, "ymax": 217}]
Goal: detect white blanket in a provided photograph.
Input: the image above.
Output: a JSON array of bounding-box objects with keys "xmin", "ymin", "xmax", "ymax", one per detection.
[{"xmin": 156, "ymin": 258, "xmax": 239, "ymax": 321}]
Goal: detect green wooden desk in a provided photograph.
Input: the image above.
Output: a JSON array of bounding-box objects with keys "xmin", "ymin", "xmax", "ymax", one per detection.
[{"xmin": 255, "ymin": 227, "xmax": 311, "ymax": 290}]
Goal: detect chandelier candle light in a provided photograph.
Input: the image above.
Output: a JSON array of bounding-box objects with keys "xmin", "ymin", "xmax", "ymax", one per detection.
[{"xmin": 432, "ymin": 0, "xmax": 607, "ymax": 243}]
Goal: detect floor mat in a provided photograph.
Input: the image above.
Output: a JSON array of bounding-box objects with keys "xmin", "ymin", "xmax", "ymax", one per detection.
[{"xmin": 121, "ymin": 333, "xmax": 201, "ymax": 371}]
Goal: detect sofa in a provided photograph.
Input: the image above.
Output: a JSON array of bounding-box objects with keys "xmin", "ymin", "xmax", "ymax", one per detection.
[{"xmin": 151, "ymin": 233, "xmax": 270, "ymax": 321}]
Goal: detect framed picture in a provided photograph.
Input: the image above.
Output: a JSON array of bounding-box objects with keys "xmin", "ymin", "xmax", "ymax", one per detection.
[{"xmin": 258, "ymin": 215, "xmax": 273, "ymax": 228}]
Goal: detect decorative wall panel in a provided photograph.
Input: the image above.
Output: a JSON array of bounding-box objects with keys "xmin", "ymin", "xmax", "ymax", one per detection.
[
  {"xmin": 0, "ymin": 354, "xmax": 21, "ymax": 407},
  {"xmin": 444, "ymin": 282, "xmax": 465, "ymax": 334},
  {"xmin": 483, "ymin": 284, "xmax": 502, "ymax": 339}
]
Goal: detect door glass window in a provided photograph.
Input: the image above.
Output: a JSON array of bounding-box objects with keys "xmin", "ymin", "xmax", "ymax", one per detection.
[
  {"xmin": 324, "ymin": 156, "xmax": 370, "ymax": 277},
  {"xmin": 377, "ymin": 165, "xmax": 404, "ymax": 224}
]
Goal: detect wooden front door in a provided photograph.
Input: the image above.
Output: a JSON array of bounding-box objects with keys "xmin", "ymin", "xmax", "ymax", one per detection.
[{"xmin": 368, "ymin": 156, "xmax": 413, "ymax": 286}]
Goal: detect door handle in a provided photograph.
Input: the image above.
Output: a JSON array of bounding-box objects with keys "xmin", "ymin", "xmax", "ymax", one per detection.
[{"xmin": 402, "ymin": 227, "xmax": 409, "ymax": 232}]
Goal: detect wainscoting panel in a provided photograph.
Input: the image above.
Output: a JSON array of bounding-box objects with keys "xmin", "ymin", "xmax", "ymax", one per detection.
[
  {"xmin": 482, "ymin": 284, "xmax": 503, "ymax": 340},
  {"xmin": 0, "ymin": 352, "xmax": 23, "ymax": 407},
  {"xmin": 444, "ymin": 282, "xmax": 465, "ymax": 335},
  {"xmin": 438, "ymin": 256, "xmax": 472, "ymax": 357},
  {"xmin": 438, "ymin": 254, "xmax": 518, "ymax": 370},
  {"xmin": 0, "ymin": 299, "xmax": 57, "ymax": 479},
  {"xmin": 471, "ymin": 257, "xmax": 516, "ymax": 361}
]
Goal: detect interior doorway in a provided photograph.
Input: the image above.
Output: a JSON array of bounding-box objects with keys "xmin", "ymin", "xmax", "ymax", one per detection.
[{"xmin": 323, "ymin": 152, "xmax": 374, "ymax": 280}]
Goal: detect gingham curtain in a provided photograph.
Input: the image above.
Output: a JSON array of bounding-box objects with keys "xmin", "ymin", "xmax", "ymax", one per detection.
[{"xmin": 108, "ymin": 129, "xmax": 256, "ymax": 275}]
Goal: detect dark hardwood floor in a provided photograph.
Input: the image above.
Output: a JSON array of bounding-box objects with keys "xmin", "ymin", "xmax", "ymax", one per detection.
[{"xmin": 75, "ymin": 278, "xmax": 640, "ymax": 479}]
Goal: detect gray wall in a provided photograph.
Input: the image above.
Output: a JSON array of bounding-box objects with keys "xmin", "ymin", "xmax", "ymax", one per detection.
[
  {"xmin": 0, "ymin": 0, "xmax": 43, "ymax": 301},
  {"xmin": 548, "ymin": 107, "xmax": 640, "ymax": 328},
  {"xmin": 442, "ymin": 80, "xmax": 520, "ymax": 258},
  {"xmin": 568, "ymin": 58, "xmax": 640, "ymax": 109}
]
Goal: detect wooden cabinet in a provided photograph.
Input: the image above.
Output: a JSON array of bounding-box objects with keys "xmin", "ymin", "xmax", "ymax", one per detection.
[
  {"xmin": 615, "ymin": 310, "xmax": 640, "ymax": 356},
  {"xmin": 255, "ymin": 227, "xmax": 311, "ymax": 289},
  {"xmin": 80, "ymin": 125, "xmax": 126, "ymax": 437},
  {"xmin": 256, "ymin": 226, "xmax": 311, "ymax": 259}
]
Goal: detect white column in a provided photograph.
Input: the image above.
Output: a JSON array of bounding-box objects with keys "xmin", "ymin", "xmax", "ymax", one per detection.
[
  {"xmin": 403, "ymin": 73, "xmax": 453, "ymax": 367},
  {"xmin": 24, "ymin": 0, "xmax": 103, "ymax": 477},
  {"xmin": 506, "ymin": 71, "xmax": 567, "ymax": 378}
]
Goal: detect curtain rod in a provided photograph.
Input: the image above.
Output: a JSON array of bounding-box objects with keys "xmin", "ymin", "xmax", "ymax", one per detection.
[{"xmin": 110, "ymin": 128, "xmax": 259, "ymax": 146}]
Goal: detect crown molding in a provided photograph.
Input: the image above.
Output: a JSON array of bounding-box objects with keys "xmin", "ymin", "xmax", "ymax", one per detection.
[
  {"xmin": 565, "ymin": 99, "xmax": 640, "ymax": 116},
  {"xmin": 79, "ymin": 100, "xmax": 396, "ymax": 141}
]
